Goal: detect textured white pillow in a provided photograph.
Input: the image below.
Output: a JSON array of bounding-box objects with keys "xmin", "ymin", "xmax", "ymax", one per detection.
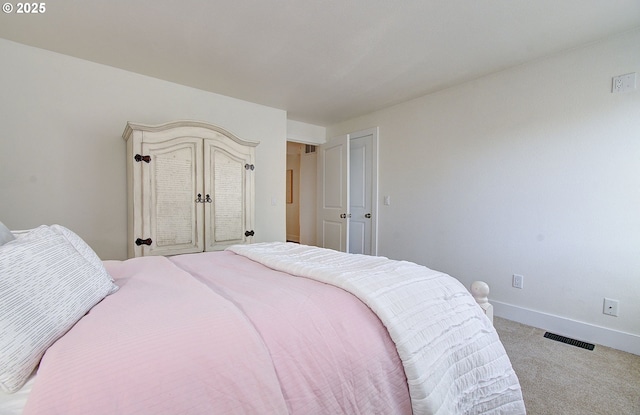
[
  {"xmin": 0, "ymin": 226, "xmax": 119, "ymax": 393},
  {"xmin": 0, "ymin": 221, "xmax": 14, "ymax": 246},
  {"xmin": 50, "ymin": 224, "xmax": 118, "ymax": 294}
]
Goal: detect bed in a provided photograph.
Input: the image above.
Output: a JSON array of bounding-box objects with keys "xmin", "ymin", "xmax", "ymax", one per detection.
[{"xmin": 0, "ymin": 223, "xmax": 526, "ymax": 414}]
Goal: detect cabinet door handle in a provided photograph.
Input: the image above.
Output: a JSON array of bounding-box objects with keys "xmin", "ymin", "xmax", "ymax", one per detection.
[
  {"xmin": 135, "ymin": 238, "xmax": 152, "ymax": 246},
  {"xmin": 365, "ymin": 213, "xmax": 371, "ymax": 218},
  {"xmin": 195, "ymin": 194, "xmax": 212, "ymax": 203}
]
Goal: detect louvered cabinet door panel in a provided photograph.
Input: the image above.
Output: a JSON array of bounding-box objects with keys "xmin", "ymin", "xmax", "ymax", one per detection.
[
  {"xmin": 204, "ymin": 140, "xmax": 254, "ymax": 251},
  {"xmin": 142, "ymin": 138, "xmax": 204, "ymax": 256}
]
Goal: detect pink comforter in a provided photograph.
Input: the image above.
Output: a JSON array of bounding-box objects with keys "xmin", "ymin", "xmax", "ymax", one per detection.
[{"xmin": 23, "ymin": 251, "xmax": 411, "ymax": 415}]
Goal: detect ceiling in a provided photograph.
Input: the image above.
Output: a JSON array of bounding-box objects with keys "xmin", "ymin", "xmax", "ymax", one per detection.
[{"xmin": 1, "ymin": 0, "xmax": 639, "ymax": 126}]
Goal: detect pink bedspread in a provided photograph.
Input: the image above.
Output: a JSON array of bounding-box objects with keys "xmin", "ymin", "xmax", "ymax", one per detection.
[{"xmin": 23, "ymin": 251, "xmax": 411, "ymax": 415}]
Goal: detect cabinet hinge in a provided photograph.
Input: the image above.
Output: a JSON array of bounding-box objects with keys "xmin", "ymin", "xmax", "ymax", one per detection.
[
  {"xmin": 135, "ymin": 154, "xmax": 151, "ymax": 163},
  {"xmin": 244, "ymin": 163, "xmax": 255, "ymax": 171},
  {"xmin": 135, "ymin": 238, "xmax": 152, "ymax": 246}
]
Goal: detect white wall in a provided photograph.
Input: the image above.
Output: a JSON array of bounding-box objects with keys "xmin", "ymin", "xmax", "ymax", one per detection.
[
  {"xmin": 327, "ymin": 30, "xmax": 640, "ymax": 352},
  {"xmin": 0, "ymin": 39, "xmax": 287, "ymax": 260},
  {"xmin": 286, "ymin": 119, "xmax": 326, "ymax": 145}
]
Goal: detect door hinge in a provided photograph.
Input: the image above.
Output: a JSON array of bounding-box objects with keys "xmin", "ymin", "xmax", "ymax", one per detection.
[{"xmin": 134, "ymin": 154, "xmax": 151, "ymax": 163}]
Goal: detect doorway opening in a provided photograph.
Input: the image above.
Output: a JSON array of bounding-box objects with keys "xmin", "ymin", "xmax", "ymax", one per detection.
[{"xmin": 286, "ymin": 141, "xmax": 317, "ymax": 244}]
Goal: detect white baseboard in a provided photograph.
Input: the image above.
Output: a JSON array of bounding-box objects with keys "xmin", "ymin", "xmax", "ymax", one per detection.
[{"xmin": 492, "ymin": 300, "xmax": 640, "ymax": 356}]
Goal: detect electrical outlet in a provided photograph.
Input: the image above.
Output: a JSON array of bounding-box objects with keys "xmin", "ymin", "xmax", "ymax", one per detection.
[
  {"xmin": 512, "ymin": 274, "xmax": 524, "ymax": 289},
  {"xmin": 612, "ymin": 73, "xmax": 636, "ymax": 93},
  {"xmin": 603, "ymin": 298, "xmax": 619, "ymax": 316}
]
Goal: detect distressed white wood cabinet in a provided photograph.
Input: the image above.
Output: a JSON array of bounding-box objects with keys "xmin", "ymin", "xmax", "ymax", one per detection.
[{"xmin": 122, "ymin": 121, "xmax": 258, "ymax": 258}]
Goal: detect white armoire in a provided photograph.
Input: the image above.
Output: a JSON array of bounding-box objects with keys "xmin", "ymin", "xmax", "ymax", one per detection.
[{"xmin": 122, "ymin": 121, "xmax": 258, "ymax": 258}]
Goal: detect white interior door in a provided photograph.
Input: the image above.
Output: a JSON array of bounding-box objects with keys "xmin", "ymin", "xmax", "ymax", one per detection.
[
  {"xmin": 349, "ymin": 133, "xmax": 374, "ymax": 255},
  {"xmin": 317, "ymin": 135, "xmax": 349, "ymax": 252}
]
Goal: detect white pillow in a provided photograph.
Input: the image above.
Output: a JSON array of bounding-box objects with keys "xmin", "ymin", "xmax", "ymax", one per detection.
[
  {"xmin": 50, "ymin": 224, "xmax": 118, "ymax": 294},
  {"xmin": 0, "ymin": 221, "xmax": 14, "ymax": 246},
  {"xmin": 0, "ymin": 225, "xmax": 119, "ymax": 393}
]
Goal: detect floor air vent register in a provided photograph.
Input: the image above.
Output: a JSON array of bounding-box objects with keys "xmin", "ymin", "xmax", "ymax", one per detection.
[{"xmin": 544, "ymin": 332, "xmax": 595, "ymax": 351}]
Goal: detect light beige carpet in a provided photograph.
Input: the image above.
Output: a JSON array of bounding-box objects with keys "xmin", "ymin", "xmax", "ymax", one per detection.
[{"xmin": 494, "ymin": 317, "xmax": 640, "ymax": 415}]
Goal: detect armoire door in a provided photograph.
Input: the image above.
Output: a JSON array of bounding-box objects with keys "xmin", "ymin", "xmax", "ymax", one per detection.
[
  {"xmin": 142, "ymin": 136, "xmax": 204, "ymax": 256},
  {"xmin": 203, "ymin": 139, "xmax": 254, "ymax": 251}
]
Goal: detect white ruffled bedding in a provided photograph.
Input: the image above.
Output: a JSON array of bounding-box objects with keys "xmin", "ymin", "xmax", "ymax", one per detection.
[{"xmin": 228, "ymin": 242, "xmax": 526, "ymax": 415}]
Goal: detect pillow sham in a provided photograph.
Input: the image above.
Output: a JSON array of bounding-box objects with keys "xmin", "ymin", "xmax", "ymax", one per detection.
[
  {"xmin": 0, "ymin": 225, "xmax": 119, "ymax": 393},
  {"xmin": 50, "ymin": 224, "xmax": 118, "ymax": 293},
  {"xmin": 0, "ymin": 221, "xmax": 14, "ymax": 246}
]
